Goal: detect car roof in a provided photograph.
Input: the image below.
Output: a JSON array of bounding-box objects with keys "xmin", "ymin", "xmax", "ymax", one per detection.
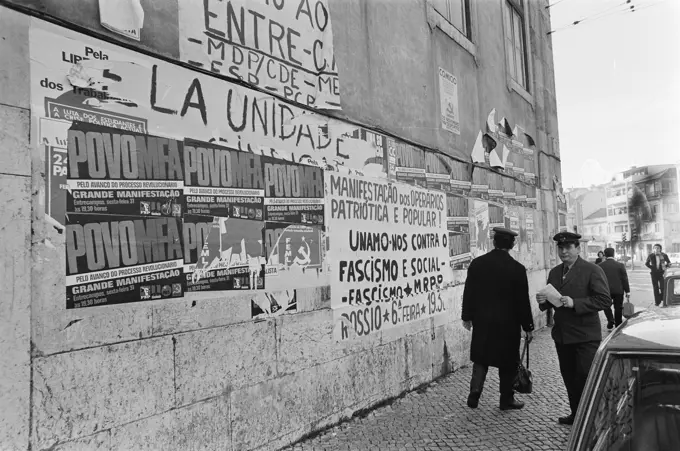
[{"xmin": 605, "ymin": 306, "xmax": 680, "ymax": 352}]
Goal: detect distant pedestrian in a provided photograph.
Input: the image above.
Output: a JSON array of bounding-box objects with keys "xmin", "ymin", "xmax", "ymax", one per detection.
[
  {"xmin": 536, "ymin": 232, "xmax": 611, "ymax": 425},
  {"xmin": 645, "ymin": 244, "xmax": 670, "ymax": 306},
  {"xmin": 598, "ymin": 247, "xmax": 630, "ymax": 328},
  {"xmin": 462, "ymin": 227, "xmax": 534, "ymax": 411},
  {"xmin": 595, "ymin": 251, "xmax": 604, "ymax": 265}
]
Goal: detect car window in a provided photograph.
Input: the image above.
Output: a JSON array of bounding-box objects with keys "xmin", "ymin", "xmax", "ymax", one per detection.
[
  {"xmin": 675, "ymin": 280, "xmax": 680, "ymax": 296},
  {"xmin": 580, "ymin": 355, "xmax": 680, "ymax": 451}
]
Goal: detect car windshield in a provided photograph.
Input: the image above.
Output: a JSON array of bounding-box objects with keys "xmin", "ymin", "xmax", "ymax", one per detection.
[{"xmin": 581, "ymin": 354, "xmax": 680, "ymax": 451}]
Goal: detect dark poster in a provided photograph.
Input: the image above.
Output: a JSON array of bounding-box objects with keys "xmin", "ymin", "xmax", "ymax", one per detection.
[
  {"xmin": 65, "ymin": 214, "xmax": 184, "ymax": 308},
  {"xmin": 262, "ymin": 157, "xmax": 325, "ymax": 224}
]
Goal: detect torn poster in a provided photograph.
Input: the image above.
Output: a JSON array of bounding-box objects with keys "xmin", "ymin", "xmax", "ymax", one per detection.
[
  {"xmin": 183, "ymin": 215, "xmax": 265, "ymax": 292},
  {"xmin": 264, "ymin": 222, "xmax": 326, "ymax": 290},
  {"xmin": 251, "ymin": 290, "xmax": 297, "ymax": 319},
  {"xmin": 99, "ymin": 0, "xmax": 145, "ymax": 41}
]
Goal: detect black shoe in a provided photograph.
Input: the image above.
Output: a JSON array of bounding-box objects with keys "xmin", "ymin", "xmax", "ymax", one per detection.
[
  {"xmin": 558, "ymin": 414, "xmax": 575, "ymax": 425},
  {"xmin": 499, "ymin": 399, "xmax": 524, "ymax": 410},
  {"xmin": 606, "ymin": 321, "xmax": 614, "ymax": 330},
  {"xmin": 467, "ymin": 391, "xmax": 481, "ymax": 408}
]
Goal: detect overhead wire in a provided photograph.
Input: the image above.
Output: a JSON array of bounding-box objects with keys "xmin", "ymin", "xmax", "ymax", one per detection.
[{"xmin": 547, "ymin": 0, "xmax": 669, "ymax": 35}]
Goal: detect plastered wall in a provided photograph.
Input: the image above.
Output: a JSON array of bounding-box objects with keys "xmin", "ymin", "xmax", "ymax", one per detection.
[{"xmin": 0, "ymin": 1, "xmax": 561, "ymax": 450}]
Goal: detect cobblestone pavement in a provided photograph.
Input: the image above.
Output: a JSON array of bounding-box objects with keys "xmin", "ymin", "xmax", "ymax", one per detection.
[
  {"xmin": 286, "ymin": 324, "xmax": 572, "ymax": 451},
  {"xmin": 285, "ymin": 277, "xmax": 654, "ymax": 451}
]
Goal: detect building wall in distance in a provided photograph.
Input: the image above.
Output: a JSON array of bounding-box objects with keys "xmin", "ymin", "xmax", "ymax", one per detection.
[{"xmin": 0, "ymin": 1, "xmax": 562, "ymax": 450}]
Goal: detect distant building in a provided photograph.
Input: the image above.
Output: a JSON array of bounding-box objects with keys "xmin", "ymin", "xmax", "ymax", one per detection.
[{"xmin": 567, "ymin": 164, "xmax": 680, "ymax": 261}]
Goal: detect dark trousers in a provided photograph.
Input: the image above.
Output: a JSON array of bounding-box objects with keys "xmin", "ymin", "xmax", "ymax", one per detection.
[
  {"xmin": 555, "ymin": 340, "xmax": 600, "ymax": 416},
  {"xmin": 651, "ymin": 272, "xmax": 664, "ymax": 305},
  {"xmin": 469, "ymin": 362, "xmax": 516, "ymax": 404},
  {"xmin": 603, "ymin": 293, "xmax": 624, "ymax": 326},
  {"xmin": 602, "ymin": 303, "xmax": 614, "ymax": 324}
]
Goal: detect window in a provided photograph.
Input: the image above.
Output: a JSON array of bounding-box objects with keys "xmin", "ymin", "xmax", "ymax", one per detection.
[
  {"xmin": 433, "ymin": 0, "xmax": 472, "ymax": 39},
  {"xmin": 652, "ymin": 204, "xmax": 659, "ymax": 215},
  {"xmin": 655, "ymin": 223, "xmax": 660, "ymax": 233},
  {"xmin": 503, "ymin": 0, "xmax": 529, "ymax": 90},
  {"xmin": 579, "ymin": 354, "xmax": 680, "ymax": 451},
  {"xmin": 664, "ymin": 201, "xmax": 679, "ymax": 214}
]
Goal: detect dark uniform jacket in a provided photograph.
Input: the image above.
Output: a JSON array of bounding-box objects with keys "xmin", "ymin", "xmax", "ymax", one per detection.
[
  {"xmin": 645, "ymin": 252, "xmax": 670, "ymax": 274},
  {"xmin": 462, "ymin": 249, "xmax": 534, "ymax": 368},
  {"xmin": 598, "ymin": 258, "xmax": 630, "ymax": 295},
  {"xmin": 539, "ymin": 256, "xmax": 611, "ymax": 344}
]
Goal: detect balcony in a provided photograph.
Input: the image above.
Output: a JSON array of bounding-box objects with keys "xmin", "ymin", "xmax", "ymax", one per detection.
[
  {"xmin": 606, "ymin": 195, "xmax": 628, "ymax": 205},
  {"xmin": 607, "ymin": 213, "xmax": 629, "ymax": 223}
]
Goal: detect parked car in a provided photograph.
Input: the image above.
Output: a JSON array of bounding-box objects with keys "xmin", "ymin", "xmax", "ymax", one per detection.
[
  {"xmin": 668, "ymin": 252, "xmax": 680, "ymax": 268},
  {"xmin": 566, "ymin": 306, "xmax": 680, "ymax": 451}
]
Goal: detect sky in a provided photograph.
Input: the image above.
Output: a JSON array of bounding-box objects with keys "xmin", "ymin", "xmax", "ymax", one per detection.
[{"xmin": 549, "ymin": 0, "xmax": 680, "ymax": 188}]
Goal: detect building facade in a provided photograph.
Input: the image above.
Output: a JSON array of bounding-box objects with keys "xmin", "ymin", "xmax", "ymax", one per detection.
[
  {"xmin": 0, "ymin": 1, "xmax": 563, "ymax": 449},
  {"xmin": 567, "ymin": 165, "xmax": 680, "ymax": 262}
]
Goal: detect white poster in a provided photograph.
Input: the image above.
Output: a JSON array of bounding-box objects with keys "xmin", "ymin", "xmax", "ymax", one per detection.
[
  {"xmin": 178, "ymin": 0, "xmax": 340, "ymax": 110},
  {"xmin": 438, "ymin": 67, "xmax": 460, "ymax": 135},
  {"xmin": 29, "ymin": 20, "xmax": 386, "ymax": 228},
  {"xmin": 327, "ymin": 173, "xmax": 451, "ymax": 341},
  {"xmin": 470, "ymin": 200, "xmax": 489, "ymax": 259}
]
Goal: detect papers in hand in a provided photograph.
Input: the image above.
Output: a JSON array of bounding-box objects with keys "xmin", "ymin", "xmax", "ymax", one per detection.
[{"xmin": 538, "ymin": 284, "xmax": 563, "ymax": 308}]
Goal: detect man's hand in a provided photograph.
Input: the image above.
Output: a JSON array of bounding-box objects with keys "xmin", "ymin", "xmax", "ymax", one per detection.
[
  {"xmin": 626, "ymin": 293, "xmax": 631, "ymax": 300},
  {"xmin": 536, "ymin": 293, "xmax": 548, "ymax": 304},
  {"xmin": 463, "ymin": 320, "xmax": 472, "ymax": 331},
  {"xmin": 525, "ymin": 331, "xmax": 533, "ymax": 343},
  {"xmin": 561, "ymin": 296, "xmax": 574, "ymax": 308}
]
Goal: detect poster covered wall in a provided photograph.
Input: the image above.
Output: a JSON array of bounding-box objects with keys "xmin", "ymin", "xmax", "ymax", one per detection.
[
  {"xmin": 327, "ymin": 173, "xmax": 450, "ymax": 340},
  {"xmin": 29, "ymin": 19, "xmax": 386, "ymax": 232}
]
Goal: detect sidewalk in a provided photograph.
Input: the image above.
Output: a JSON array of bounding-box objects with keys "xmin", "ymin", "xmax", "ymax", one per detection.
[{"xmin": 285, "ymin": 324, "xmax": 574, "ymax": 451}]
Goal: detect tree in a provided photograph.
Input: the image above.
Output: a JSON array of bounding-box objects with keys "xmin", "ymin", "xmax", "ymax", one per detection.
[{"xmin": 627, "ymin": 183, "xmax": 654, "ymax": 266}]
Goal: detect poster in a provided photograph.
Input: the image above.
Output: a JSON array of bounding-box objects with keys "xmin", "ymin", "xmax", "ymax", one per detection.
[
  {"xmin": 66, "ymin": 122, "xmax": 185, "ymax": 217},
  {"xmin": 178, "ymin": 0, "xmax": 340, "ymax": 110},
  {"xmin": 438, "ymin": 67, "xmax": 460, "ymax": 134},
  {"xmin": 504, "ymin": 205, "xmax": 521, "ymax": 261},
  {"xmin": 502, "ymin": 176, "xmax": 516, "ymax": 204},
  {"xmin": 470, "ymin": 200, "xmax": 489, "ymax": 259},
  {"xmin": 327, "ymin": 173, "xmax": 450, "ymax": 341},
  {"xmin": 264, "ymin": 222, "xmax": 326, "ymax": 290},
  {"xmin": 64, "ymin": 122, "xmax": 185, "ymax": 308},
  {"xmin": 425, "ymin": 152, "xmax": 453, "ymax": 192},
  {"xmin": 183, "ymin": 214, "xmax": 265, "ymax": 292},
  {"xmin": 471, "ymin": 168, "xmax": 489, "ymax": 200},
  {"xmin": 446, "ymin": 193, "xmax": 471, "ymax": 269},
  {"xmin": 262, "ymin": 156, "xmax": 325, "ymax": 224},
  {"xmin": 41, "ymin": 117, "xmax": 70, "ymax": 227},
  {"xmin": 251, "ymin": 290, "xmax": 297, "ymax": 319},
  {"xmin": 65, "ymin": 214, "xmax": 185, "ymax": 308},
  {"xmin": 393, "ymin": 141, "xmax": 426, "ymax": 187}
]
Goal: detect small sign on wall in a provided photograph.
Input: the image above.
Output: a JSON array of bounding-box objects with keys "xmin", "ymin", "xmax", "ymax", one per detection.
[{"xmin": 438, "ymin": 67, "xmax": 460, "ymax": 135}]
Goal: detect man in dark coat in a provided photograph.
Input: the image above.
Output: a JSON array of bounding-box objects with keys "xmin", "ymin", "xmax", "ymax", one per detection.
[
  {"xmin": 537, "ymin": 232, "xmax": 611, "ymax": 425},
  {"xmin": 645, "ymin": 243, "xmax": 671, "ymax": 306},
  {"xmin": 598, "ymin": 247, "xmax": 630, "ymax": 328},
  {"xmin": 462, "ymin": 227, "xmax": 534, "ymax": 411}
]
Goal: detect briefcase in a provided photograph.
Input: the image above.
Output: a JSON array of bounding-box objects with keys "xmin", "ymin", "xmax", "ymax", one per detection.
[
  {"xmin": 623, "ymin": 297, "xmax": 635, "ymax": 318},
  {"xmin": 513, "ymin": 339, "xmax": 532, "ymax": 394}
]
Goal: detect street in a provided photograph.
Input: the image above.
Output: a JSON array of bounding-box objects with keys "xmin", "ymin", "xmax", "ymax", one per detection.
[{"xmin": 285, "ymin": 269, "xmax": 657, "ymax": 451}]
